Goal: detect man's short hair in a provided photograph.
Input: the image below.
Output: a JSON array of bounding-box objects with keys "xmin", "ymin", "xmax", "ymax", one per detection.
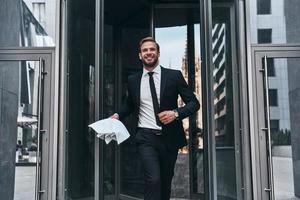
[{"xmin": 139, "ymin": 37, "xmax": 160, "ymax": 52}]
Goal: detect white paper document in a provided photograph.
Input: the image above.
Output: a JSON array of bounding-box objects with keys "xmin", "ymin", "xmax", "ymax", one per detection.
[{"xmin": 88, "ymin": 118, "xmax": 130, "ymax": 144}]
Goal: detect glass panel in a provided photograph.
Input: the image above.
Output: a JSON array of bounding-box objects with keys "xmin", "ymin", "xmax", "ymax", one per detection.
[
  {"xmin": 0, "ymin": 0, "xmax": 56, "ymax": 47},
  {"xmin": 103, "ymin": 22, "xmax": 115, "ymax": 199},
  {"xmin": 155, "ymin": 5, "xmax": 204, "ymax": 198},
  {"xmin": 212, "ymin": 5, "xmax": 240, "ymax": 199},
  {"xmin": 103, "ymin": 0, "xmax": 151, "ymax": 199},
  {"xmin": 250, "ymin": 0, "xmax": 300, "ymax": 44},
  {"xmin": 65, "ymin": 0, "xmax": 95, "ymax": 199},
  {"xmin": 266, "ymin": 57, "xmax": 300, "ymax": 200},
  {"xmin": 120, "ymin": 24, "xmax": 149, "ymax": 199},
  {"xmin": 0, "ymin": 60, "xmax": 40, "ymax": 200}
]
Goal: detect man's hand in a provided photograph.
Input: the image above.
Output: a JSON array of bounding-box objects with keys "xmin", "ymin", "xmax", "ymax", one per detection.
[
  {"xmin": 110, "ymin": 113, "xmax": 119, "ymax": 120},
  {"xmin": 158, "ymin": 110, "xmax": 176, "ymax": 125}
]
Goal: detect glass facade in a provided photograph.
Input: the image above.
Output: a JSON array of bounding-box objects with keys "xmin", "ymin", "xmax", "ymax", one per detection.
[
  {"xmin": 249, "ymin": 0, "xmax": 300, "ymax": 44},
  {"xmin": 1, "ymin": 0, "xmax": 300, "ymax": 200}
]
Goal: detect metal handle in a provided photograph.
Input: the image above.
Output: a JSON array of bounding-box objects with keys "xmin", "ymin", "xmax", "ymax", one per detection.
[
  {"xmin": 263, "ymin": 55, "xmax": 275, "ymax": 200},
  {"xmin": 35, "ymin": 58, "xmax": 44, "ymax": 200}
]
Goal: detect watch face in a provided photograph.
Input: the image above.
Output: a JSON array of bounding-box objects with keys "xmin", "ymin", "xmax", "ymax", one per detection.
[{"xmin": 175, "ymin": 111, "xmax": 179, "ymax": 118}]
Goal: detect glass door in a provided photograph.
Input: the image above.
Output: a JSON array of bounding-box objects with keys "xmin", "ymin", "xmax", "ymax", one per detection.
[
  {"xmin": 154, "ymin": 4, "xmax": 204, "ymax": 199},
  {"xmin": 0, "ymin": 50, "xmax": 52, "ymax": 200},
  {"xmin": 254, "ymin": 47, "xmax": 300, "ymax": 200},
  {"xmin": 211, "ymin": 3, "xmax": 243, "ymax": 200}
]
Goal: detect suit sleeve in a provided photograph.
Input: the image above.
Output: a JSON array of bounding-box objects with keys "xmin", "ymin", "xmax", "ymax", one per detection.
[
  {"xmin": 117, "ymin": 78, "xmax": 135, "ymax": 120},
  {"xmin": 176, "ymin": 71, "xmax": 200, "ymax": 120}
]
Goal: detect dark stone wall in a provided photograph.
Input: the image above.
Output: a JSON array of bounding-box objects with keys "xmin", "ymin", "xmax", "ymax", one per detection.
[
  {"xmin": 0, "ymin": 63, "xmax": 20, "ymax": 198},
  {"xmin": 285, "ymin": 0, "xmax": 300, "ymax": 43},
  {"xmin": 0, "ymin": 0, "xmax": 21, "ymax": 199},
  {"xmin": 0, "ymin": 78, "xmax": 18, "ymax": 200},
  {"xmin": 0, "ymin": 0, "xmax": 21, "ymax": 47}
]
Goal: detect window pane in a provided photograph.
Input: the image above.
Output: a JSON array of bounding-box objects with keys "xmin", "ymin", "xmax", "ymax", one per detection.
[
  {"xmin": 267, "ymin": 58, "xmax": 275, "ymax": 77},
  {"xmin": 257, "ymin": 29, "xmax": 272, "ymax": 43},
  {"xmin": 270, "ymin": 120, "xmax": 279, "ymax": 132},
  {"xmin": 269, "ymin": 89, "xmax": 278, "ymax": 106},
  {"xmin": 257, "ymin": 0, "xmax": 271, "ymax": 15}
]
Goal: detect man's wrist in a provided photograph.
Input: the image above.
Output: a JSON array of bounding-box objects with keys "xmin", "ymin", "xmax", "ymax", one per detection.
[
  {"xmin": 173, "ymin": 109, "xmax": 179, "ymax": 120},
  {"xmin": 111, "ymin": 113, "xmax": 119, "ymax": 119}
]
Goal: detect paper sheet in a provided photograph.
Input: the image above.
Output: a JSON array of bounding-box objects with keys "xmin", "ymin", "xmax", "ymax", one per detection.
[{"xmin": 88, "ymin": 118, "xmax": 130, "ymax": 144}]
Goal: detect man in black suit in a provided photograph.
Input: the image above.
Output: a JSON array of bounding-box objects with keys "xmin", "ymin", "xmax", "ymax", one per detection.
[{"xmin": 112, "ymin": 37, "xmax": 200, "ymax": 200}]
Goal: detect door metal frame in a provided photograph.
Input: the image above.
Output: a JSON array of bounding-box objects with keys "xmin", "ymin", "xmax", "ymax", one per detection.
[
  {"xmin": 251, "ymin": 44, "xmax": 300, "ymax": 200},
  {"xmin": 0, "ymin": 47, "xmax": 56, "ymax": 200}
]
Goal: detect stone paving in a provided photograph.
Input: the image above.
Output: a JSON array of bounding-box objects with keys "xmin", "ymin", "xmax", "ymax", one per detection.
[
  {"xmin": 14, "ymin": 166, "xmax": 36, "ymax": 200},
  {"xmin": 14, "ymin": 157, "xmax": 300, "ymax": 199},
  {"xmin": 273, "ymin": 157, "xmax": 300, "ymax": 200}
]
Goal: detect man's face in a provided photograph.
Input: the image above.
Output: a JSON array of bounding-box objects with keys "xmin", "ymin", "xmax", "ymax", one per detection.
[{"xmin": 139, "ymin": 41, "xmax": 160, "ymax": 68}]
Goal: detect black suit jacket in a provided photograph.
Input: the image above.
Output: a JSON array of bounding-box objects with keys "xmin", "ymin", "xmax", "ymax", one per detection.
[{"xmin": 118, "ymin": 66, "xmax": 200, "ymax": 150}]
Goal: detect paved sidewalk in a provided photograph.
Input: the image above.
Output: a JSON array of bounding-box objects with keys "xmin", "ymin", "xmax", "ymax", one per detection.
[
  {"xmin": 14, "ymin": 166, "xmax": 36, "ymax": 200},
  {"xmin": 14, "ymin": 157, "xmax": 300, "ymax": 199},
  {"xmin": 273, "ymin": 157, "xmax": 300, "ymax": 200}
]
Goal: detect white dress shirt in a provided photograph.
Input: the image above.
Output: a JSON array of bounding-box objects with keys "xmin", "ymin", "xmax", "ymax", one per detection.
[{"xmin": 138, "ymin": 65, "xmax": 162, "ymax": 130}]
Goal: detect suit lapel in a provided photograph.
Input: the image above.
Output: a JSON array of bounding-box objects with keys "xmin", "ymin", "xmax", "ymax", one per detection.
[
  {"xmin": 160, "ymin": 67, "xmax": 167, "ymax": 100},
  {"xmin": 135, "ymin": 71, "xmax": 143, "ymax": 106}
]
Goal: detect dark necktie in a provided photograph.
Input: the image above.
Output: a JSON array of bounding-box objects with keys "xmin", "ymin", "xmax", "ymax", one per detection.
[{"xmin": 148, "ymin": 72, "xmax": 162, "ymax": 126}]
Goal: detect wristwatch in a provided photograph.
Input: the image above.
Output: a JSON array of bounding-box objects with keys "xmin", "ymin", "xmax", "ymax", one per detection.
[{"xmin": 173, "ymin": 109, "xmax": 179, "ymax": 119}]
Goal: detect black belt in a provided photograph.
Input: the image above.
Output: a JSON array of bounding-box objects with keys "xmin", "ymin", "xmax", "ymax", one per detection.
[{"xmin": 138, "ymin": 127, "xmax": 162, "ymax": 136}]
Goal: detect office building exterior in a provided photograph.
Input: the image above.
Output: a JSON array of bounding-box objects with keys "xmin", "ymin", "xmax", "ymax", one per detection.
[{"xmin": 0, "ymin": 0, "xmax": 300, "ymax": 199}]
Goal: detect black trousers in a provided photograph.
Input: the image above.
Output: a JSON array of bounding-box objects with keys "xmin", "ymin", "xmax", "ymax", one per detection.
[{"xmin": 135, "ymin": 128, "xmax": 178, "ymax": 200}]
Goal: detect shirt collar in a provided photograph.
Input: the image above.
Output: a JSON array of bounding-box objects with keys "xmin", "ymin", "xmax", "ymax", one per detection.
[{"xmin": 143, "ymin": 65, "xmax": 161, "ymax": 77}]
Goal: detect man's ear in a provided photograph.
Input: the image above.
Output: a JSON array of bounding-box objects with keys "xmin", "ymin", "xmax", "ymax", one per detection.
[{"xmin": 138, "ymin": 53, "xmax": 142, "ymax": 60}]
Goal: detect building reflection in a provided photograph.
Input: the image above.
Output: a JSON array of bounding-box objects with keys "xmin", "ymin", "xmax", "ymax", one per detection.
[{"xmin": 181, "ymin": 48, "xmax": 203, "ymax": 152}]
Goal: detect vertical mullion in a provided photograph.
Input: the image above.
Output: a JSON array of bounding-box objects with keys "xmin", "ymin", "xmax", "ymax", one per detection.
[
  {"xmin": 151, "ymin": 4, "xmax": 155, "ymax": 37},
  {"xmin": 187, "ymin": 19, "xmax": 196, "ymax": 197},
  {"xmin": 95, "ymin": 0, "xmax": 104, "ymax": 199},
  {"xmin": 200, "ymin": 0, "xmax": 217, "ymax": 199},
  {"xmin": 235, "ymin": 0, "xmax": 253, "ymax": 199}
]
